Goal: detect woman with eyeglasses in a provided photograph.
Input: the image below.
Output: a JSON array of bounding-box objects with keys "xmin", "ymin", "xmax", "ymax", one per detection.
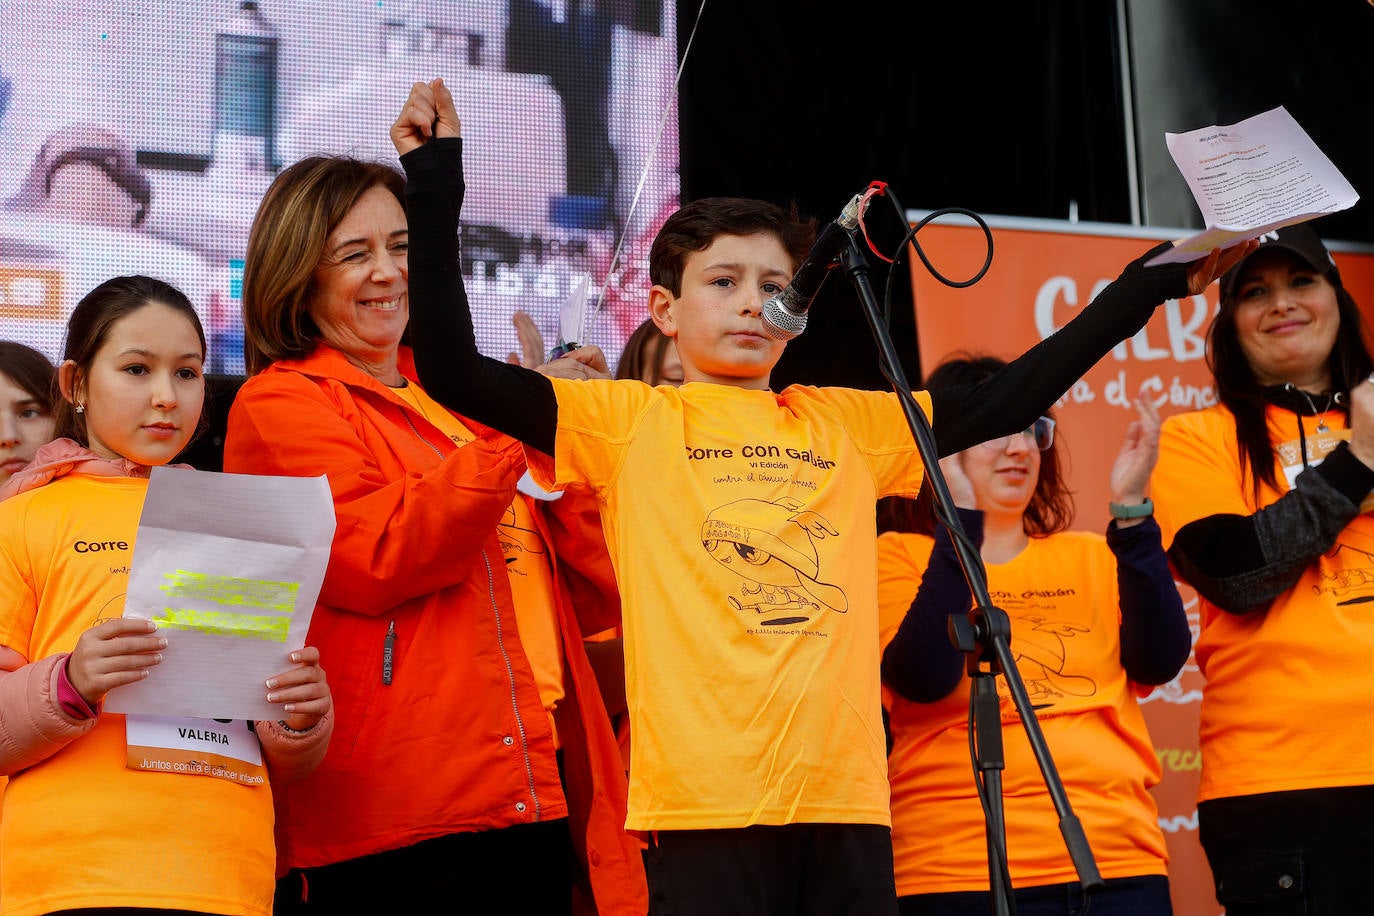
[{"xmin": 875, "ymin": 353, "xmax": 1190, "ymax": 916}]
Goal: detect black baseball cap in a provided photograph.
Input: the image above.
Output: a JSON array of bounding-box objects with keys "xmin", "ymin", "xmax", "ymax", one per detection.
[{"xmin": 1219, "ymin": 223, "xmax": 1342, "ymax": 300}]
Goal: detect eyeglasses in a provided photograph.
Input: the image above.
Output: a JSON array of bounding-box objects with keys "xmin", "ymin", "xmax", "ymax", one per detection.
[{"xmin": 977, "ymin": 416, "xmax": 1055, "ymax": 452}]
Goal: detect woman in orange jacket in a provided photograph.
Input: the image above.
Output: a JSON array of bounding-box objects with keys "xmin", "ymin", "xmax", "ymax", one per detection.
[{"xmin": 222, "ymin": 145, "xmax": 645, "ymax": 911}]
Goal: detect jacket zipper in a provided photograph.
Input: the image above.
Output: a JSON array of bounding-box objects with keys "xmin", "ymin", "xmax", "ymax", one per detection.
[
  {"xmin": 382, "ymin": 619, "xmax": 396, "ymax": 685},
  {"xmin": 382, "ymin": 410, "xmax": 440, "ymax": 690},
  {"xmin": 401, "ymin": 409, "xmax": 443, "ymax": 459},
  {"xmin": 482, "ymin": 548, "xmax": 542, "ymax": 818},
  {"xmin": 403, "ymin": 404, "xmax": 541, "ymax": 818}
]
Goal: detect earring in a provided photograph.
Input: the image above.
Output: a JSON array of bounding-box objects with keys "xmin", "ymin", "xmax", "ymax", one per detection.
[{"xmin": 75, "ymin": 402, "xmax": 85, "ymax": 414}]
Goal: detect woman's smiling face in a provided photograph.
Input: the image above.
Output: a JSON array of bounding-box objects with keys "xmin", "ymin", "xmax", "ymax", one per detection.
[
  {"xmin": 307, "ymin": 184, "xmax": 411, "ymax": 371},
  {"xmin": 1230, "ymin": 248, "xmax": 1341, "ymax": 391}
]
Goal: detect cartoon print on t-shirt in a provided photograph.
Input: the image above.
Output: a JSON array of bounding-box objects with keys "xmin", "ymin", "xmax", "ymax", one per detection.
[
  {"xmin": 1005, "ymin": 613, "xmax": 1098, "ymax": 705},
  {"xmin": 985, "ymin": 588, "xmax": 1099, "ymax": 710},
  {"xmin": 700, "ymin": 496, "xmax": 847, "ymax": 627},
  {"xmin": 95, "ymin": 592, "xmax": 127, "ymax": 625},
  {"xmin": 1315, "ymin": 541, "xmax": 1374, "ymax": 604},
  {"xmin": 496, "ymin": 503, "xmax": 547, "ymax": 574}
]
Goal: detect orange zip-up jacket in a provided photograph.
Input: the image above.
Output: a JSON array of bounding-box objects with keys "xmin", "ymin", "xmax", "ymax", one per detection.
[{"xmin": 224, "ymin": 344, "xmax": 646, "ymax": 913}]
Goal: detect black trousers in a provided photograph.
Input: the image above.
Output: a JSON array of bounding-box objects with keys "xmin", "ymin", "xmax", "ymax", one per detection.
[
  {"xmin": 274, "ymin": 818, "xmax": 575, "ymax": 914},
  {"xmin": 1199, "ymin": 785, "xmax": 1374, "ymax": 915},
  {"xmin": 645, "ymin": 823, "xmax": 899, "ymax": 916},
  {"xmin": 898, "ymin": 874, "xmax": 1171, "ymax": 916}
]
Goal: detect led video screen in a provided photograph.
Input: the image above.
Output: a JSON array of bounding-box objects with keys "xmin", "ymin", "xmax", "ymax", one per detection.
[{"xmin": 0, "ymin": 0, "xmax": 680, "ymax": 375}]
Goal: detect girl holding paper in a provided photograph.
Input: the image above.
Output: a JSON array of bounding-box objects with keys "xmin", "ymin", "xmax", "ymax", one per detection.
[{"xmin": 0, "ymin": 275, "xmax": 333, "ymax": 916}]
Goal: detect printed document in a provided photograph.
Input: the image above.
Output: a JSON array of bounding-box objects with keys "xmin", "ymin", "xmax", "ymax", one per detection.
[
  {"xmin": 105, "ymin": 467, "xmax": 335, "ymax": 721},
  {"xmin": 1146, "ymin": 106, "xmax": 1358, "ymax": 266}
]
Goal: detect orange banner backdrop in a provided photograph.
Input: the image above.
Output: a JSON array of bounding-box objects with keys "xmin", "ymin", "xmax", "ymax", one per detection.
[{"xmin": 907, "ymin": 213, "xmax": 1374, "ymax": 916}]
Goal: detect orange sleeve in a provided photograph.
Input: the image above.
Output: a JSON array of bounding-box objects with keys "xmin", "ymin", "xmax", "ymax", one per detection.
[
  {"xmin": 224, "ymin": 373, "xmax": 525, "ymax": 615},
  {"xmin": 876, "ymin": 532, "xmax": 932, "ymax": 653},
  {"xmin": 1153, "ymin": 411, "xmax": 1251, "ymax": 549},
  {"xmin": 543, "ymin": 485, "xmax": 621, "ymax": 636}
]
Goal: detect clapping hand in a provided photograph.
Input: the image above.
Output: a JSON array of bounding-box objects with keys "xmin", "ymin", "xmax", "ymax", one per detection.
[
  {"xmin": 1108, "ymin": 395, "xmax": 1161, "ymax": 525},
  {"xmin": 1347, "ymin": 375, "xmax": 1374, "ymax": 473},
  {"xmin": 537, "ymin": 344, "xmax": 611, "ymax": 381},
  {"xmin": 506, "ymin": 311, "xmax": 546, "ymax": 369},
  {"xmin": 938, "ymin": 454, "xmax": 977, "ymax": 511}
]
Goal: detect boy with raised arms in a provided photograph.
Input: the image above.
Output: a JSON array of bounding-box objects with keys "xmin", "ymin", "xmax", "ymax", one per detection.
[{"xmin": 392, "ymin": 78, "xmax": 1245, "ymax": 914}]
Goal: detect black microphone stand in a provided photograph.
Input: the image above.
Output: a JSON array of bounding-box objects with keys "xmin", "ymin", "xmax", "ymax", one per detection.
[{"xmin": 839, "ymin": 237, "xmax": 1103, "ymax": 914}]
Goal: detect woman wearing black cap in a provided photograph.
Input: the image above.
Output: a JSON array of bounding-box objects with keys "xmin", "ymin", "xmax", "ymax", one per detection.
[{"xmin": 1152, "ymin": 223, "xmax": 1374, "ymax": 915}]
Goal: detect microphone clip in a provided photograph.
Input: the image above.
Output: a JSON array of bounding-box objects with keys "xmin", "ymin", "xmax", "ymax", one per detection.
[{"xmin": 760, "ymin": 191, "xmax": 868, "ymax": 341}]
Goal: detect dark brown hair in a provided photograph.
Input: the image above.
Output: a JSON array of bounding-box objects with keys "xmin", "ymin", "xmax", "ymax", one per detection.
[
  {"xmin": 55, "ymin": 276, "xmax": 206, "ymax": 446},
  {"xmin": 0, "ymin": 341, "xmax": 57, "ymax": 414},
  {"xmin": 241, "ymin": 157, "xmax": 406, "ymax": 375},
  {"xmin": 1209, "ymin": 247, "xmax": 1373, "ymax": 499},
  {"xmin": 615, "ymin": 318, "xmax": 674, "ymax": 383},
  {"xmin": 648, "ymin": 197, "xmax": 815, "ymax": 296},
  {"xmin": 878, "ymin": 352, "xmax": 1073, "ymax": 538}
]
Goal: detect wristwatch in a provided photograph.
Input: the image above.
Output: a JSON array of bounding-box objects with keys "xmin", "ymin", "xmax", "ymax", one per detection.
[{"xmin": 1108, "ymin": 497, "xmax": 1154, "ymax": 519}]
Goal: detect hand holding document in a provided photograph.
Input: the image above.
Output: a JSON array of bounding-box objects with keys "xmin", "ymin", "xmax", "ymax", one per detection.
[
  {"xmin": 547, "ymin": 273, "xmax": 591, "ymax": 359},
  {"xmin": 1146, "ymin": 106, "xmax": 1359, "ymax": 267},
  {"xmin": 561, "ymin": 273, "xmax": 590, "ymax": 350},
  {"xmin": 105, "ymin": 467, "xmax": 336, "ymax": 721}
]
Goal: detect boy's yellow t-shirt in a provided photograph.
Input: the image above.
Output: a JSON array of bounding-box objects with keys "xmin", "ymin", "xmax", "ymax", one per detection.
[
  {"xmin": 1155, "ymin": 404, "xmax": 1374, "ymax": 803},
  {"xmin": 877, "ymin": 530, "xmax": 1167, "ymax": 894},
  {"xmin": 0, "ymin": 475, "xmax": 275, "ymax": 916},
  {"xmin": 530, "ymin": 378, "xmax": 931, "ymax": 831}
]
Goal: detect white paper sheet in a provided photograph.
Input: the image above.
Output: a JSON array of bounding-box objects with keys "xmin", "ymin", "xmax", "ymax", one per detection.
[
  {"xmin": 105, "ymin": 467, "xmax": 336, "ymax": 721},
  {"xmin": 559, "ymin": 273, "xmax": 590, "ymax": 347},
  {"xmin": 1145, "ymin": 106, "xmax": 1359, "ymax": 266}
]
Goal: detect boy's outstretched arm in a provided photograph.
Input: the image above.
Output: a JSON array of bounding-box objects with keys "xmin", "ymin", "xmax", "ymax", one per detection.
[
  {"xmin": 929, "ymin": 242, "xmax": 1253, "ymax": 457},
  {"xmin": 393, "ymin": 78, "xmax": 559, "ymax": 454}
]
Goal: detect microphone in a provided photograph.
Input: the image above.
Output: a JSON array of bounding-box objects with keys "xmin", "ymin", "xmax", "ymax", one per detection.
[{"xmin": 760, "ymin": 191, "xmax": 867, "ymax": 341}]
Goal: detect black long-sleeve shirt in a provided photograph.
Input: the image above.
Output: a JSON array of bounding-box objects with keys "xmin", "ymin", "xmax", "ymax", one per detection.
[
  {"xmin": 401, "ymin": 137, "xmax": 1190, "ymax": 461},
  {"xmin": 1166, "ymin": 386, "xmax": 1374, "ymax": 613}
]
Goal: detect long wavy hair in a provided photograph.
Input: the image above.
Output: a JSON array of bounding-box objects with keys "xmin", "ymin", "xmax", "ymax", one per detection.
[{"xmin": 878, "ymin": 352, "xmax": 1073, "ymax": 537}]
